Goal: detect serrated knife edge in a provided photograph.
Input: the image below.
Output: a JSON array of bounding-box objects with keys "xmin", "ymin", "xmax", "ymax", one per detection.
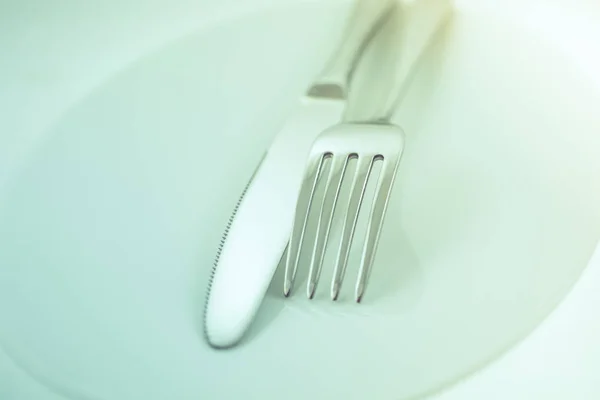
[{"xmin": 202, "ymin": 152, "xmax": 267, "ymax": 349}]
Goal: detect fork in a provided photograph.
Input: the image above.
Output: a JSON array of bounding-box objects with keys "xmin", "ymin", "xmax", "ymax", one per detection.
[
  {"xmin": 284, "ymin": 13, "xmax": 406, "ymax": 303},
  {"xmin": 284, "ymin": 122, "xmax": 404, "ymax": 302},
  {"xmin": 283, "ymin": 0, "xmax": 448, "ymax": 302}
]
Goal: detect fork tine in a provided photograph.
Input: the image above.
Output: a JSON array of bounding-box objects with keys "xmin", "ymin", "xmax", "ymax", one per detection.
[
  {"xmin": 306, "ymin": 155, "xmax": 348, "ymax": 299},
  {"xmin": 355, "ymin": 156, "xmax": 400, "ymax": 302},
  {"xmin": 330, "ymin": 155, "xmax": 374, "ymax": 300},
  {"xmin": 284, "ymin": 153, "xmax": 328, "ymax": 297}
]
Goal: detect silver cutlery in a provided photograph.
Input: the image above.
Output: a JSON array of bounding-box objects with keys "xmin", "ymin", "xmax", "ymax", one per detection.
[{"xmin": 204, "ymin": 0, "xmax": 396, "ymax": 349}]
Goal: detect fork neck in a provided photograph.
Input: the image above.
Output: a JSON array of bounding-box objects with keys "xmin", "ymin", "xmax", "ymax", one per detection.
[{"xmin": 340, "ymin": 78, "xmax": 401, "ymax": 125}]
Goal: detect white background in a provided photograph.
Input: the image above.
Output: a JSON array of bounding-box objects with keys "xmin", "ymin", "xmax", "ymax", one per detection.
[{"xmin": 2, "ymin": 0, "xmax": 600, "ymax": 398}]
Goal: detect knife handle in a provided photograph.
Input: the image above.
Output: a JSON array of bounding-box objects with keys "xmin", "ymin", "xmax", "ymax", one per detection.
[{"xmin": 309, "ymin": 0, "xmax": 396, "ymax": 99}]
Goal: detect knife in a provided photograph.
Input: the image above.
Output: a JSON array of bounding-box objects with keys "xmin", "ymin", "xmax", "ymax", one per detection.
[
  {"xmin": 204, "ymin": 0, "xmax": 452, "ymax": 349},
  {"xmin": 203, "ymin": 0, "xmax": 397, "ymax": 349}
]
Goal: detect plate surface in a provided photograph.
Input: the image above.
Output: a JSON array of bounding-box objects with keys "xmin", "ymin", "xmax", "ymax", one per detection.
[{"xmin": 2, "ymin": 1, "xmax": 600, "ymax": 399}]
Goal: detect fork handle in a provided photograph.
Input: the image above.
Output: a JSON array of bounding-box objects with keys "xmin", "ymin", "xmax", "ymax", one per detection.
[
  {"xmin": 343, "ymin": 0, "xmax": 452, "ymax": 123},
  {"xmin": 308, "ymin": 0, "xmax": 396, "ymax": 99}
]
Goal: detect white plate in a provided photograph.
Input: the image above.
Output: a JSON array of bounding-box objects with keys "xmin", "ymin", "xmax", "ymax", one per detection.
[{"xmin": 2, "ymin": 1, "xmax": 600, "ymax": 399}]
